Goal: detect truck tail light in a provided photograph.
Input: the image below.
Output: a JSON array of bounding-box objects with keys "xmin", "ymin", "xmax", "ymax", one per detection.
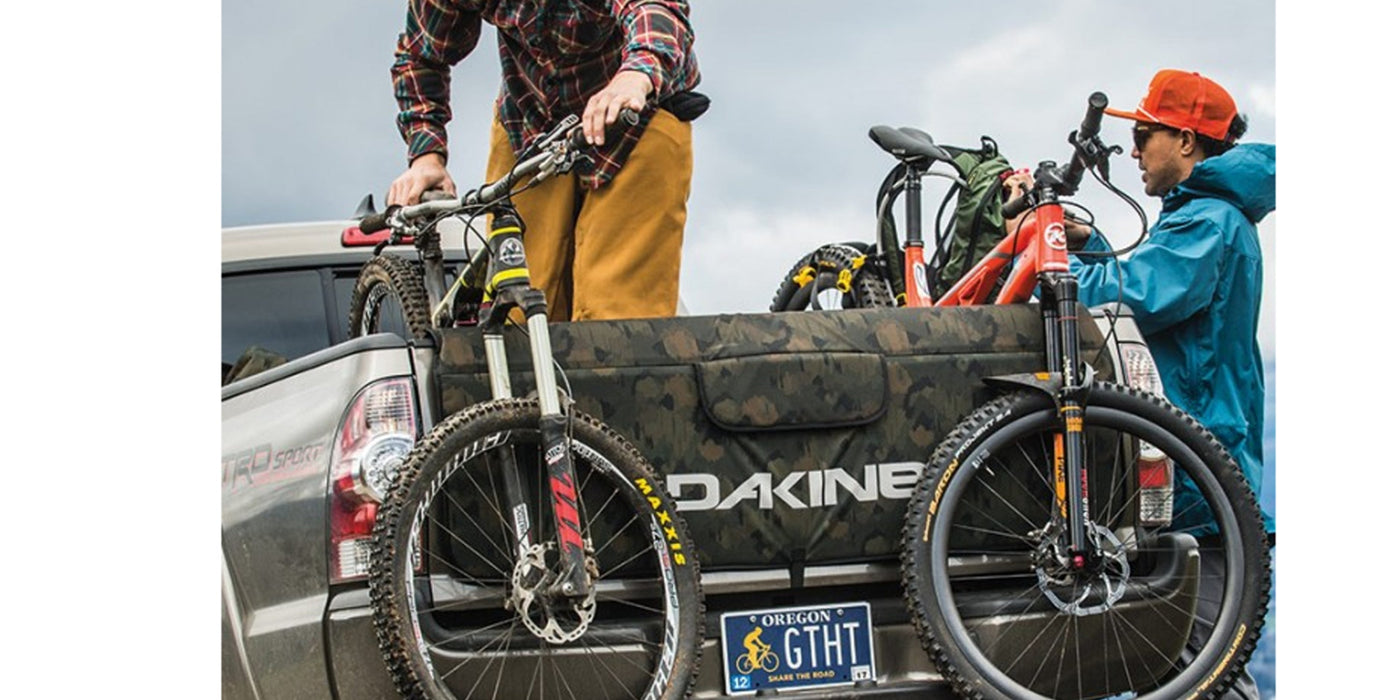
[
  {"xmin": 1136, "ymin": 443, "xmax": 1174, "ymax": 527},
  {"xmin": 1117, "ymin": 342, "xmax": 1174, "ymax": 526},
  {"xmin": 329, "ymin": 377, "xmax": 417, "ymax": 583},
  {"xmin": 1119, "ymin": 342, "xmax": 1163, "ymax": 397}
]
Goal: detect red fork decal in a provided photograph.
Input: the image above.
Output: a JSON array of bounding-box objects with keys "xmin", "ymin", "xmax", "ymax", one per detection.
[{"xmin": 551, "ymin": 472, "xmax": 585, "ymax": 551}]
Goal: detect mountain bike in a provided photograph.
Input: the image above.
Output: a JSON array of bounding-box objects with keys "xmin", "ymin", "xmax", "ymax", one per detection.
[
  {"xmin": 352, "ymin": 111, "xmax": 705, "ymax": 700},
  {"xmin": 768, "ymin": 126, "xmax": 1010, "ymax": 312},
  {"xmin": 895, "ymin": 94, "xmax": 1271, "ymax": 699}
]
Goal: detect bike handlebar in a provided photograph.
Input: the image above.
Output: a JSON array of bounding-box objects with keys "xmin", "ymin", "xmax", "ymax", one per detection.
[
  {"xmin": 359, "ymin": 108, "xmax": 640, "ymax": 234},
  {"xmin": 1000, "ymin": 92, "xmax": 1110, "ymax": 220}
]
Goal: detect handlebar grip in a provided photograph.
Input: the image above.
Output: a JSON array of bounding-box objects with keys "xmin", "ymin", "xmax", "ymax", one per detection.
[
  {"xmin": 359, "ymin": 205, "xmax": 399, "ymax": 234},
  {"xmin": 359, "ymin": 213, "xmax": 390, "ymax": 234},
  {"xmin": 1078, "ymin": 92, "xmax": 1109, "ymax": 141},
  {"xmin": 1063, "ymin": 92, "xmax": 1111, "ymax": 190},
  {"xmin": 420, "ymin": 189, "xmax": 456, "ymax": 202},
  {"xmin": 568, "ymin": 108, "xmax": 641, "ymax": 149}
]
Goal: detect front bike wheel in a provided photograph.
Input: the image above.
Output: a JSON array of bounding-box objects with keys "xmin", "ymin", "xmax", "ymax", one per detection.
[
  {"xmin": 369, "ymin": 398, "xmax": 704, "ymax": 700},
  {"xmin": 348, "ymin": 254, "xmax": 433, "ymax": 340},
  {"xmin": 901, "ymin": 383, "xmax": 1269, "ymax": 700},
  {"xmin": 769, "ymin": 243, "xmax": 895, "ymax": 311}
]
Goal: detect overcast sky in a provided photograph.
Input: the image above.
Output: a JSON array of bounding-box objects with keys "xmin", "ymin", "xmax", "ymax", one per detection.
[{"xmin": 222, "ymin": 0, "xmax": 1278, "ymax": 354}]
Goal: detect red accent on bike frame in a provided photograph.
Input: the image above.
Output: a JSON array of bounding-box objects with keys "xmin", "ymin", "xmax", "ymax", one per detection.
[
  {"xmin": 550, "ymin": 471, "xmax": 586, "ymax": 552},
  {"xmin": 903, "ymin": 244, "xmax": 934, "ymax": 307},
  {"xmin": 341, "ymin": 226, "xmax": 414, "ymax": 247},
  {"xmin": 934, "ymin": 198, "xmax": 1070, "ymax": 307}
]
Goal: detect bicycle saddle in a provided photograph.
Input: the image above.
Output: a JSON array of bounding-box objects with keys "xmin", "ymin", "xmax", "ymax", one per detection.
[{"xmin": 868, "ymin": 125, "xmax": 954, "ymax": 169}]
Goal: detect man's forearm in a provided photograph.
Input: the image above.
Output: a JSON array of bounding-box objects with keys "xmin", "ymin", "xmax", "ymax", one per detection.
[
  {"xmin": 392, "ymin": 0, "xmax": 483, "ymax": 162},
  {"xmin": 612, "ymin": 0, "xmax": 696, "ymax": 98}
]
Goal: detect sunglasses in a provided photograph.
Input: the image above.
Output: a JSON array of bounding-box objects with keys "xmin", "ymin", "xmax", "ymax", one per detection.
[{"xmin": 1132, "ymin": 124, "xmax": 1179, "ymax": 151}]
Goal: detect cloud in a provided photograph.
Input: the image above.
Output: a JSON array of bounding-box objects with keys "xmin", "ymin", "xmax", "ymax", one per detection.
[
  {"xmin": 1246, "ymin": 84, "xmax": 1277, "ymax": 120},
  {"xmin": 940, "ymin": 25, "xmax": 1063, "ymax": 88}
]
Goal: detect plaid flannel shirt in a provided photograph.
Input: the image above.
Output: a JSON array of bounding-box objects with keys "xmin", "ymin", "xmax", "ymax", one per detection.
[{"xmin": 392, "ymin": 0, "xmax": 700, "ymax": 188}]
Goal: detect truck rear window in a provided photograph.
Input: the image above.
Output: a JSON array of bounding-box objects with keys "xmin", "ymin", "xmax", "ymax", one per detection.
[{"xmin": 223, "ymin": 269, "xmax": 335, "ymax": 368}]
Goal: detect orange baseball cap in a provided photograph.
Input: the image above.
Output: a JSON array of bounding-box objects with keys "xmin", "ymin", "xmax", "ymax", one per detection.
[{"xmin": 1104, "ymin": 69, "xmax": 1238, "ymax": 141}]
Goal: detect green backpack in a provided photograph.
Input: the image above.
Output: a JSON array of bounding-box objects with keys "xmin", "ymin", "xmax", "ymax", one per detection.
[{"xmin": 931, "ymin": 137, "xmax": 1013, "ymax": 297}]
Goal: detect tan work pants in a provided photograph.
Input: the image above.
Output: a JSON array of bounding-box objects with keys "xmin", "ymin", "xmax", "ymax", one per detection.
[{"xmin": 483, "ymin": 109, "xmax": 692, "ymax": 321}]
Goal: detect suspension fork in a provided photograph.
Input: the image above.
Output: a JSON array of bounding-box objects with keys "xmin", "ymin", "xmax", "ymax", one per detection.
[
  {"xmin": 1039, "ymin": 271, "xmax": 1094, "ymax": 566},
  {"xmin": 479, "ymin": 209, "xmax": 592, "ymax": 598}
]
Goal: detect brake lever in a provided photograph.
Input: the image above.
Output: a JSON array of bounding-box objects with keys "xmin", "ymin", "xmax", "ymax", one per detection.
[
  {"xmin": 1076, "ymin": 134, "xmax": 1121, "ymax": 183},
  {"xmin": 373, "ymin": 222, "xmax": 403, "ymax": 256},
  {"xmin": 526, "ymin": 115, "xmax": 581, "ymax": 159},
  {"xmin": 1099, "ymin": 142, "xmax": 1123, "ymax": 181}
]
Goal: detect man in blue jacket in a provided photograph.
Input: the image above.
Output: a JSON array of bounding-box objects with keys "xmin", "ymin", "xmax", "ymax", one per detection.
[{"xmin": 1013, "ymin": 68, "xmax": 1275, "ymax": 699}]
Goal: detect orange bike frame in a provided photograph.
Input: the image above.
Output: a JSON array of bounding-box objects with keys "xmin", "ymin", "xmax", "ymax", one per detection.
[
  {"xmin": 904, "ymin": 241, "xmax": 935, "ymax": 307},
  {"xmin": 934, "ymin": 202, "xmax": 1069, "ymax": 307}
]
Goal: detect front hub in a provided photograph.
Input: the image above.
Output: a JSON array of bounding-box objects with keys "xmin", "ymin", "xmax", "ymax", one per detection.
[{"xmin": 1031, "ymin": 522, "xmax": 1130, "ymax": 616}]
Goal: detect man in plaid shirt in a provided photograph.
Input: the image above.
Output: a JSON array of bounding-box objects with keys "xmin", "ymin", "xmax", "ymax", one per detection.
[{"xmin": 386, "ymin": 0, "xmax": 704, "ymax": 322}]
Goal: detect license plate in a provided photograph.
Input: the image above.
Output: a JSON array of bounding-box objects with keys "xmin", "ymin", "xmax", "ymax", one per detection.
[{"xmin": 720, "ymin": 602, "xmax": 875, "ymax": 695}]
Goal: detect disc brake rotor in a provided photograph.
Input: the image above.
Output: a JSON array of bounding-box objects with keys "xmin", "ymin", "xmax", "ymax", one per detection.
[{"xmin": 510, "ymin": 543, "xmax": 597, "ymax": 643}]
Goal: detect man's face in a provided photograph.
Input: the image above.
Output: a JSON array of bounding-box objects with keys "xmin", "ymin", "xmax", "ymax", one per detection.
[{"xmin": 1130, "ymin": 122, "xmax": 1194, "ymax": 197}]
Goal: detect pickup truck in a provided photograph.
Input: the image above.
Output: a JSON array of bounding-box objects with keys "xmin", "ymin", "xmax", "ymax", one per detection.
[{"xmin": 222, "ymin": 219, "xmax": 1167, "ymax": 699}]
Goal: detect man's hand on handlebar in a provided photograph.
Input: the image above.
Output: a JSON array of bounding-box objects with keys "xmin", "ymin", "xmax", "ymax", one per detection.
[
  {"xmin": 582, "ymin": 70, "xmax": 651, "ymax": 146},
  {"xmin": 1003, "ymin": 169, "xmax": 1032, "ymax": 200},
  {"xmin": 1000, "ymin": 169, "xmax": 1091, "ymax": 246},
  {"xmin": 1002, "ymin": 169, "xmax": 1033, "ymax": 235},
  {"xmin": 389, "ymin": 152, "xmax": 458, "ymax": 206}
]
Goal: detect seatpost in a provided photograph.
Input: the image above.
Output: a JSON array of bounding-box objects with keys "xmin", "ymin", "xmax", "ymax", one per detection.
[{"xmin": 902, "ymin": 162, "xmax": 934, "ymax": 306}]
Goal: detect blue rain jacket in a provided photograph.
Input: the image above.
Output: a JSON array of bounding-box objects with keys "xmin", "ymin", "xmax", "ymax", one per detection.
[{"xmin": 1071, "ymin": 143, "xmax": 1276, "ymax": 534}]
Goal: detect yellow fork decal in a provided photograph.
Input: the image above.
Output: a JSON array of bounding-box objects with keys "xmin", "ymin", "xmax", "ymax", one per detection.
[
  {"xmin": 489, "ymin": 268, "xmax": 529, "ymax": 292},
  {"xmin": 1053, "ymin": 434, "xmax": 1067, "ymax": 519}
]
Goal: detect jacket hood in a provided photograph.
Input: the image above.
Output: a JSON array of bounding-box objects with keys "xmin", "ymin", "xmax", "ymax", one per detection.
[{"xmin": 1165, "ymin": 142, "xmax": 1276, "ymax": 223}]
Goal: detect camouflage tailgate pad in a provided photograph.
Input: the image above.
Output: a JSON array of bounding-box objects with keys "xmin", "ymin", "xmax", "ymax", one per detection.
[{"xmin": 435, "ymin": 305, "xmax": 1112, "ymax": 569}]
